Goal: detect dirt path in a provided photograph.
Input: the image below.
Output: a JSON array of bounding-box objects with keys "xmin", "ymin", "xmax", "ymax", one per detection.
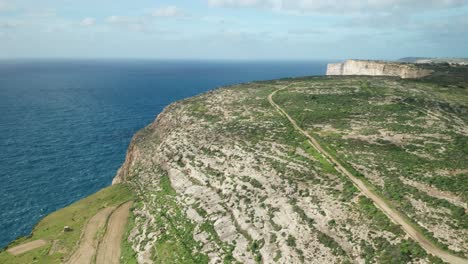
[
  {"xmin": 7, "ymin": 239, "xmax": 47, "ymax": 255},
  {"xmin": 95, "ymin": 201, "xmax": 132, "ymax": 264},
  {"xmin": 269, "ymin": 85, "xmax": 468, "ymax": 264},
  {"xmin": 66, "ymin": 207, "xmax": 115, "ymax": 264}
]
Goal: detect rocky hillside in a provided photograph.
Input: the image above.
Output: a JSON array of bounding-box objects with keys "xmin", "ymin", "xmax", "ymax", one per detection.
[
  {"xmin": 115, "ymin": 64, "xmax": 468, "ymax": 263},
  {"xmin": 399, "ymin": 57, "xmax": 468, "ymax": 65},
  {"xmin": 327, "ymin": 60, "xmax": 433, "ymax": 79}
]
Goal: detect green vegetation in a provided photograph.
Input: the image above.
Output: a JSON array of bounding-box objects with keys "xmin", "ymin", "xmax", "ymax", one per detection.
[
  {"xmin": 249, "ymin": 239, "xmax": 264, "ymax": 263},
  {"xmin": 146, "ymin": 173, "xmax": 209, "ymax": 264},
  {"xmin": 360, "ymin": 237, "xmax": 430, "ymax": 264},
  {"xmin": 273, "ymin": 72, "xmax": 468, "ymax": 258},
  {"xmin": 316, "ymin": 232, "xmax": 346, "ymax": 256},
  {"xmin": 188, "ymin": 100, "xmax": 222, "ymax": 123},
  {"xmin": 289, "ymin": 198, "xmax": 348, "ymax": 258},
  {"xmin": 301, "ymin": 140, "xmax": 336, "ymax": 174},
  {"xmin": 0, "ymin": 184, "xmax": 133, "ymax": 264},
  {"xmin": 120, "ymin": 66, "xmax": 468, "ymax": 262},
  {"xmin": 286, "ymin": 235, "xmax": 296, "ymax": 247},
  {"xmin": 7, "ymin": 64, "xmax": 461, "ymax": 264},
  {"xmin": 378, "ymin": 239, "xmax": 427, "ymax": 263},
  {"xmin": 240, "ymin": 176, "xmax": 264, "ymax": 189},
  {"xmin": 121, "ymin": 209, "xmax": 138, "ymax": 264},
  {"xmin": 358, "ymin": 196, "xmax": 403, "ymax": 235}
]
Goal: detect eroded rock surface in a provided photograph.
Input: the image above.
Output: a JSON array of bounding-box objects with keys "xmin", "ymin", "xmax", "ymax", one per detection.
[{"xmin": 115, "ymin": 69, "xmax": 468, "ymax": 263}]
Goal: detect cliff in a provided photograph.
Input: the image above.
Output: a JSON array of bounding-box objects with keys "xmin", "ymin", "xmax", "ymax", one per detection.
[
  {"xmin": 110, "ymin": 68, "xmax": 468, "ymax": 263},
  {"xmin": 327, "ymin": 60, "xmax": 433, "ymax": 79},
  {"xmin": 2, "ymin": 64, "xmax": 467, "ymax": 264}
]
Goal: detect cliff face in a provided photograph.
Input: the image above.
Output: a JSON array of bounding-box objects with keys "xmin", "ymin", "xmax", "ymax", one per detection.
[
  {"xmin": 112, "ymin": 100, "xmax": 187, "ymax": 185},
  {"xmin": 327, "ymin": 60, "xmax": 433, "ymax": 79}
]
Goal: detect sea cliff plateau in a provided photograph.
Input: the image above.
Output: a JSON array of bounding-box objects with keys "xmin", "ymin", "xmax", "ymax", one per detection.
[
  {"xmin": 1, "ymin": 62, "xmax": 467, "ymax": 264},
  {"xmin": 327, "ymin": 60, "xmax": 433, "ymax": 79}
]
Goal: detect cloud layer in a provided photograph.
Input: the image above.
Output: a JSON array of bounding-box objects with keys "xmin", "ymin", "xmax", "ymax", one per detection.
[
  {"xmin": 208, "ymin": 0, "xmax": 468, "ymax": 14},
  {"xmin": 0, "ymin": 0, "xmax": 15, "ymax": 12},
  {"xmin": 1, "ymin": 0, "xmax": 467, "ymax": 59},
  {"xmin": 80, "ymin": 17, "xmax": 96, "ymax": 27},
  {"xmin": 151, "ymin": 6, "xmax": 185, "ymax": 17}
]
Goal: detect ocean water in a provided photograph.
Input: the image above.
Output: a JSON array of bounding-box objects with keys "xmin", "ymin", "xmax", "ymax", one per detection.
[{"xmin": 0, "ymin": 60, "xmax": 328, "ymax": 248}]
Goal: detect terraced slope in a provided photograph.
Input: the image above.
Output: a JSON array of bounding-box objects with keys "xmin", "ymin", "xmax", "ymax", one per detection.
[
  {"xmin": 0, "ymin": 184, "xmax": 133, "ymax": 264},
  {"xmin": 117, "ymin": 65, "xmax": 468, "ymax": 263},
  {"xmin": 67, "ymin": 206, "xmax": 115, "ymax": 264}
]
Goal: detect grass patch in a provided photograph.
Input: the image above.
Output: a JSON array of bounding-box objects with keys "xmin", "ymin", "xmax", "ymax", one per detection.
[
  {"xmin": 358, "ymin": 196, "xmax": 403, "ymax": 235},
  {"xmin": 121, "ymin": 209, "xmax": 138, "ymax": 264},
  {"xmin": 149, "ymin": 173, "xmax": 209, "ymax": 264},
  {"xmin": 300, "ymin": 140, "xmax": 336, "ymax": 174},
  {"xmin": 0, "ymin": 184, "xmax": 133, "ymax": 264}
]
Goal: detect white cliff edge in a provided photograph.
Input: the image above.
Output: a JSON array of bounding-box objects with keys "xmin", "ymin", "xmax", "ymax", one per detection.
[{"xmin": 327, "ymin": 60, "xmax": 433, "ymax": 79}]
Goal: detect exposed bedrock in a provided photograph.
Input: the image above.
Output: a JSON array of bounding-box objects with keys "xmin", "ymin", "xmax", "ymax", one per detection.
[{"xmin": 327, "ymin": 60, "xmax": 433, "ymax": 79}]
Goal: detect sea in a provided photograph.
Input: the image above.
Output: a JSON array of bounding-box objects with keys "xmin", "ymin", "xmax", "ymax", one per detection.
[{"xmin": 0, "ymin": 59, "xmax": 329, "ymax": 248}]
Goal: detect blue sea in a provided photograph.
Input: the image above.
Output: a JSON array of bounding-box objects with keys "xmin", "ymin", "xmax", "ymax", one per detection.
[{"xmin": 0, "ymin": 60, "xmax": 328, "ymax": 248}]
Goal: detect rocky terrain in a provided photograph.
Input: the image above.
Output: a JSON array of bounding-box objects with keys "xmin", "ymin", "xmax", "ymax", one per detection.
[
  {"xmin": 115, "ymin": 64, "xmax": 467, "ymax": 263},
  {"xmin": 399, "ymin": 58, "xmax": 468, "ymax": 65},
  {"xmin": 327, "ymin": 60, "xmax": 433, "ymax": 78},
  {"xmin": 2, "ymin": 63, "xmax": 467, "ymax": 264}
]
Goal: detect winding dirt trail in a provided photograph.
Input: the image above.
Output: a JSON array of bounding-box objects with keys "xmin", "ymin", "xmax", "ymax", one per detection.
[
  {"xmin": 96, "ymin": 201, "xmax": 132, "ymax": 264},
  {"xmin": 66, "ymin": 207, "xmax": 115, "ymax": 264},
  {"xmin": 7, "ymin": 239, "xmax": 47, "ymax": 256},
  {"xmin": 268, "ymin": 85, "xmax": 468, "ymax": 264}
]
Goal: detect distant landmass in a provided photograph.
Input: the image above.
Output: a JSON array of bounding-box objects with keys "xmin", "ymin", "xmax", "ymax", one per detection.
[
  {"xmin": 326, "ymin": 59, "xmax": 433, "ymax": 79},
  {"xmin": 398, "ymin": 57, "xmax": 468, "ymax": 65}
]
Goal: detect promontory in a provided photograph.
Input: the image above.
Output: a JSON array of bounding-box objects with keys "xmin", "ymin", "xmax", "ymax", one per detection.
[{"xmin": 1, "ymin": 61, "xmax": 467, "ymax": 264}]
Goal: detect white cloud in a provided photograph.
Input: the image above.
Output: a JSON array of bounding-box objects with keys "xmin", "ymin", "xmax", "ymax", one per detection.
[
  {"xmin": 106, "ymin": 15, "xmax": 130, "ymax": 24},
  {"xmin": 0, "ymin": 0, "xmax": 15, "ymax": 12},
  {"xmin": 151, "ymin": 6, "xmax": 186, "ymax": 17},
  {"xmin": 23, "ymin": 9, "xmax": 57, "ymax": 18},
  {"xmin": 106, "ymin": 15, "xmax": 150, "ymax": 32},
  {"xmin": 80, "ymin": 17, "xmax": 96, "ymax": 27},
  {"xmin": 201, "ymin": 16, "xmax": 239, "ymax": 25},
  {"xmin": 0, "ymin": 20, "xmax": 21, "ymax": 28},
  {"xmin": 208, "ymin": 0, "xmax": 276, "ymax": 8},
  {"xmin": 207, "ymin": 0, "xmax": 468, "ymax": 14},
  {"xmin": 288, "ymin": 28, "xmax": 325, "ymax": 35}
]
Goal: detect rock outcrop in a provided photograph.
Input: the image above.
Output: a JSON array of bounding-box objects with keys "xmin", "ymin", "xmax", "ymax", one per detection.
[{"xmin": 327, "ymin": 60, "xmax": 433, "ymax": 79}]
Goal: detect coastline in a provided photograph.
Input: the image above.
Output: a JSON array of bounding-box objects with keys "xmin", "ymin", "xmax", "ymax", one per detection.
[{"xmin": 3, "ymin": 62, "xmax": 467, "ymax": 263}]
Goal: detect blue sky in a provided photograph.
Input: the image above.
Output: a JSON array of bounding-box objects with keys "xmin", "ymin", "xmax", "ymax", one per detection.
[{"xmin": 1, "ymin": 0, "xmax": 467, "ymax": 60}]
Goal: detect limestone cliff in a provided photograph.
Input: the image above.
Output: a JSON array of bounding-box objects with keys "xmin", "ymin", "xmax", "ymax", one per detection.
[{"xmin": 327, "ymin": 60, "xmax": 433, "ymax": 79}]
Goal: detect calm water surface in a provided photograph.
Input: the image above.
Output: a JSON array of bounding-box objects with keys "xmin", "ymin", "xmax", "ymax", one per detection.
[{"xmin": 0, "ymin": 60, "xmax": 328, "ymax": 248}]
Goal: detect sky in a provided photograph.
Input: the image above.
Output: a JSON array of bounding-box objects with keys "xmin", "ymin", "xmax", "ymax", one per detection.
[{"xmin": 0, "ymin": 0, "xmax": 467, "ymax": 60}]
